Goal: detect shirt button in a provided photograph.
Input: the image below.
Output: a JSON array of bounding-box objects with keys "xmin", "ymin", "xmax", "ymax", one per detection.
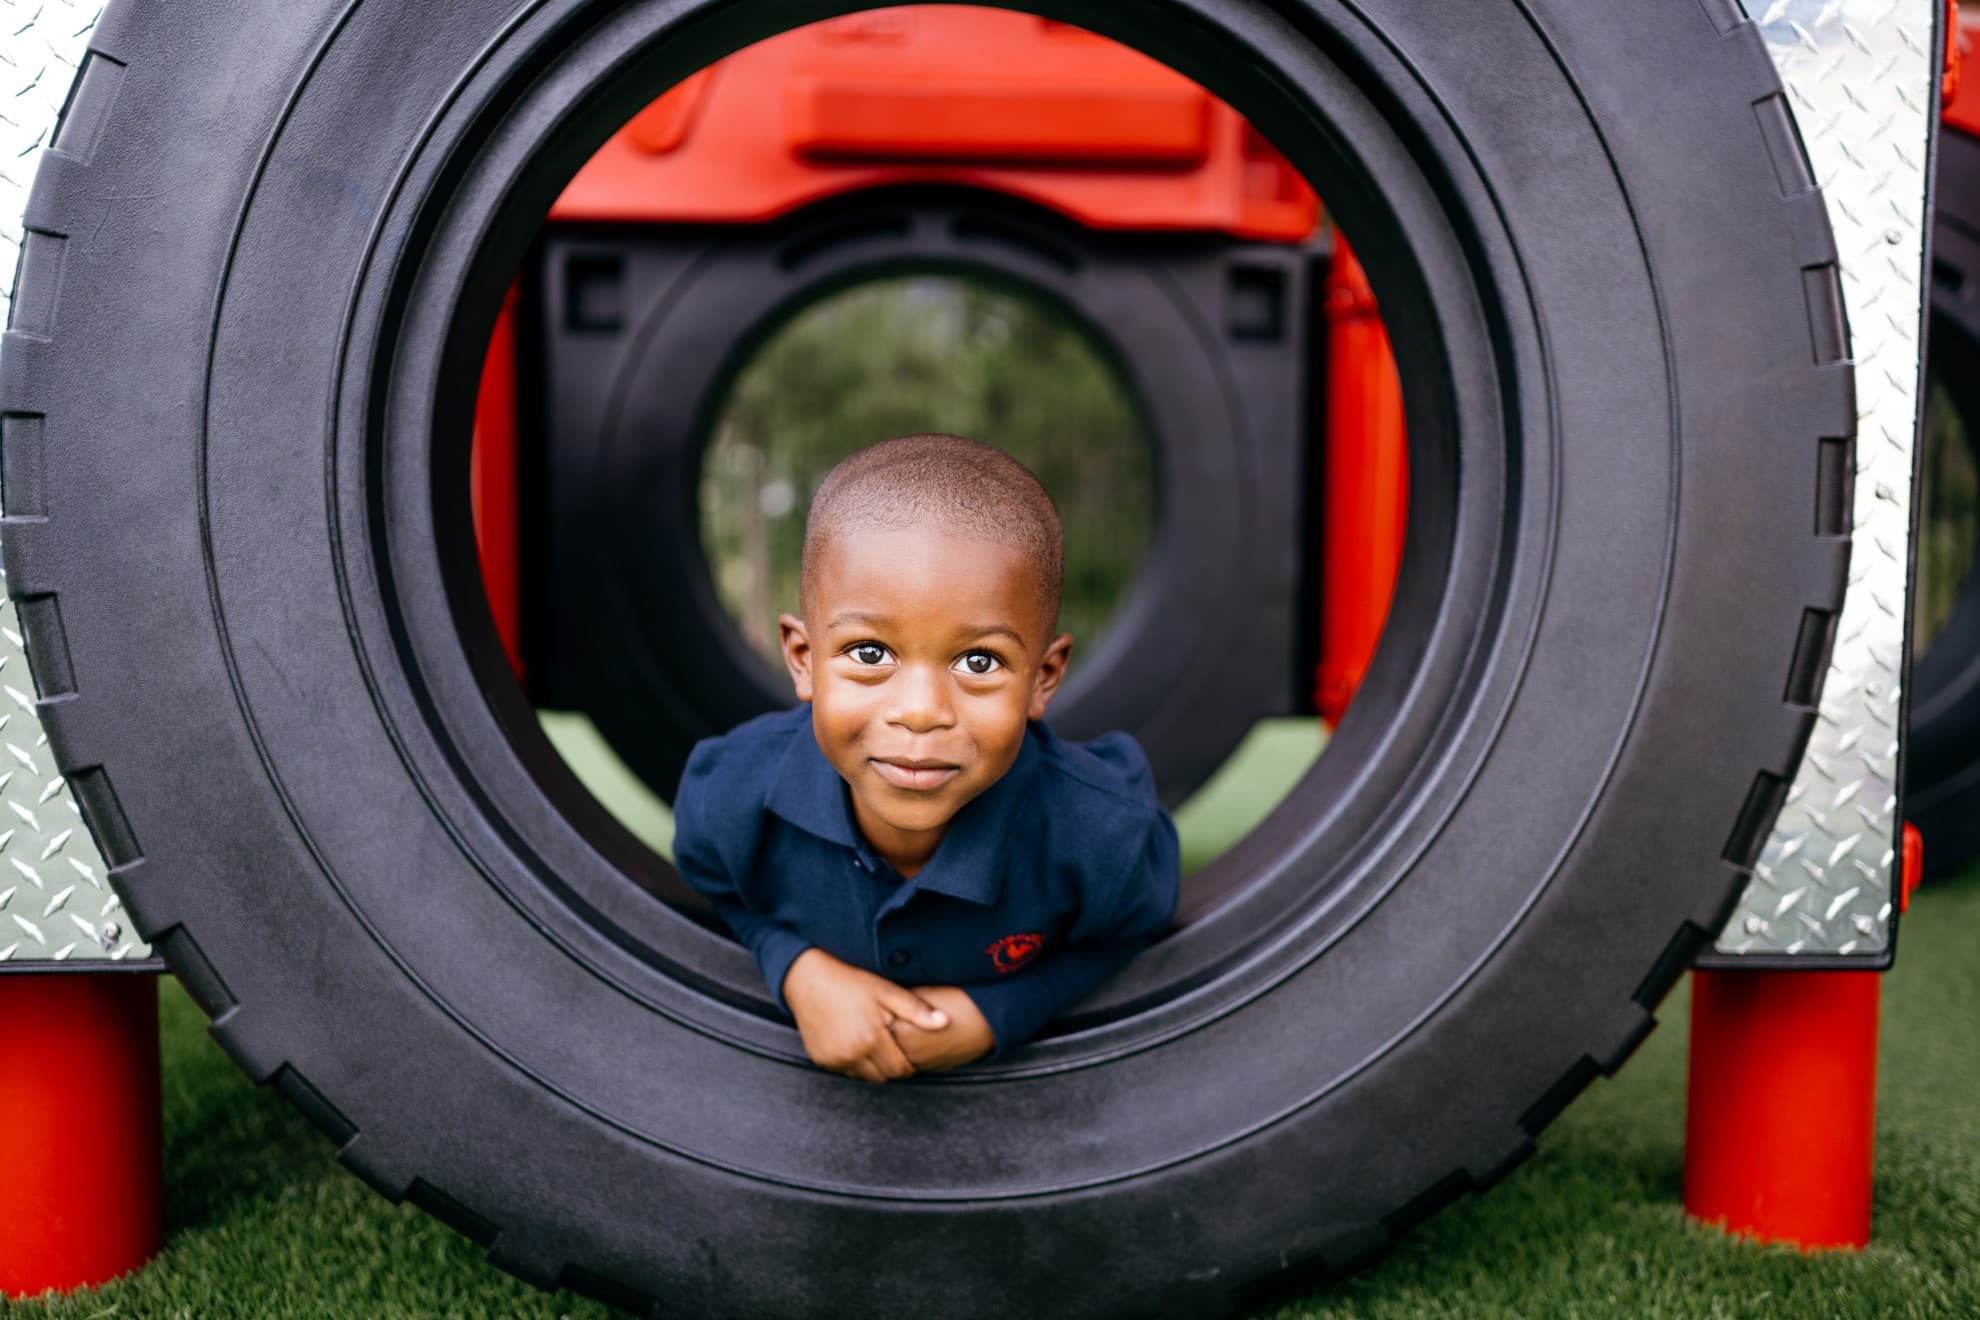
[{"xmin": 887, "ymin": 950, "xmax": 912, "ymax": 968}]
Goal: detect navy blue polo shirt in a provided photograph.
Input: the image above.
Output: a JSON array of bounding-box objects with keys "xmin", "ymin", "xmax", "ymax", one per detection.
[{"xmin": 672, "ymin": 704, "xmax": 1179, "ymax": 1058}]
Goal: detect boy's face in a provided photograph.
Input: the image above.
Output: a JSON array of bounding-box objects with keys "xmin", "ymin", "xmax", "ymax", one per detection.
[{"xmin": 779, "ymin": 526, "xmax": 1072, "ymax": 869}]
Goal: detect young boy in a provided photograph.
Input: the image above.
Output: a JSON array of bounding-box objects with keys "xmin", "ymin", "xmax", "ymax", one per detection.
[{"xmin": 673, "ymin": 433, "xmax": 1179, "ymax": 1082}]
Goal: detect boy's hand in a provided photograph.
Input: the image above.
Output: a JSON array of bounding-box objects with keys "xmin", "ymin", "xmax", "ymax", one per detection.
[
  {"xmin": 889, "ymin": 986, "xmax": 996, "ymax": 1073},
  {"xmin": 781, "ymin": 948, "xmax": 950, "ymax": 1084}
]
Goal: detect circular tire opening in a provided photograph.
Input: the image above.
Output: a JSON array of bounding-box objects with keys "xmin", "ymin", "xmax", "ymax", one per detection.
[{"xmin": 444, "ymin": 13, "xmax": 1447, "ymax": 1023}]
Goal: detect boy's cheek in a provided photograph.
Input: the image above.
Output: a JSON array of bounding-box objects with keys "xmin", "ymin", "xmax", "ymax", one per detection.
[{"xmin": 808, "ymin": 691, "xmax": 865, "ymax": 756}]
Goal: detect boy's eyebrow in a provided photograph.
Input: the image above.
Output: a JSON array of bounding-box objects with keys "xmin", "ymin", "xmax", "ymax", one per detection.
[
  {"xmin": 826, "ymin": 610, "xmax": 893, "ymax": 630},
  {"xmin": 961, "ymin": 624, "xmax": 1029, "ymax": 648},
  {"xmin": 825, "ymin": 611, "xmax": 1028, "ymax": 648}
]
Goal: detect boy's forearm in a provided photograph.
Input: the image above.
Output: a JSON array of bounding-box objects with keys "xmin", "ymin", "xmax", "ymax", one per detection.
[
  {"xmin": 674, "ymin": 822, "xmax": 815, "ymax": 1012},
  {"xmin": 687, "ymin": 890, "xmax": 812, "ymax": 1012},
  {"xmin": 738, "ymin": 917, "xmax": 813, "ymax": 1014},
  {"xmin": 961, "ymin": 940, "xmax": 1144, "ymax": 1060}
]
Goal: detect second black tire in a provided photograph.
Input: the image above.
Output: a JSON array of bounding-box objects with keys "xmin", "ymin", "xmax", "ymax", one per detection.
[{"xmin": 2, "ymin": 0, "xmax": 1850, "ymax": 1313}]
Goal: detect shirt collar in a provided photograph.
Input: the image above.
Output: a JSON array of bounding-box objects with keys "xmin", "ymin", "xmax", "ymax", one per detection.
[{"xmin": 764, "ymin": 708, "xmax": 1043, "ymax": 905}]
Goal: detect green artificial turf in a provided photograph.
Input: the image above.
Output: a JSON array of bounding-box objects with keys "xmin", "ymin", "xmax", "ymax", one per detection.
[{"xmin": 13, "ymin": 797, "xmax": 1978, "ymax": 1315}]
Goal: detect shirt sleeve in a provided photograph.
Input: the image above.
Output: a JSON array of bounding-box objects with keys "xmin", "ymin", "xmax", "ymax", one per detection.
[
  {"xmin": 672, "ymin": 741, "xmax": 814, "ymax": 1015},
  {"xmin": 962, "ymin": 807, "xmax": 1180, "ymax": 1059}
]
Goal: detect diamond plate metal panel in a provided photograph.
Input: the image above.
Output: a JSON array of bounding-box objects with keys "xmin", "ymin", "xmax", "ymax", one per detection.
[
  {"xmin": 0, "ymin": 1, "xmax": 99, "ymax": 319},
  {"xmin": 0, "ymin": 0, "xmax": 144, "ymax": 967},
  {"xmin": 1713, "ymin": 0, "xmax": 1936, "ymax": 958}
]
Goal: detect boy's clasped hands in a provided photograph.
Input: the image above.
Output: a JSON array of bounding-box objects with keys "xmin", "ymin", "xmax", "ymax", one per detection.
[{"xmin": 782, "ymin": 946, "xmax": 994, "ymax": 1083}]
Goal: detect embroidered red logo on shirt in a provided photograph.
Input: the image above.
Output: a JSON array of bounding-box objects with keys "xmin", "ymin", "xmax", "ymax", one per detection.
[{"xmin": 986, "ymin": 932, "xmax": 1046, "ymax": 973}]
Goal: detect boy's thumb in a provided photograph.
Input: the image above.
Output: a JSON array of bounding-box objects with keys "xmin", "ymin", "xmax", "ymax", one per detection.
[{"xmin": 887, "ymin": 986, "xmax": 948, "ymax": 1029}]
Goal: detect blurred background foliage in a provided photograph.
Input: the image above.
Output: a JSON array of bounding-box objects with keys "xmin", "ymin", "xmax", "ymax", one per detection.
[
  {"xmin": 699, "ymin": 273, "xmax": 1155, "ymax": 660},
  {"xmin": 1917, "ymin": 378, "xmax": 1978, "ymax": 654}
]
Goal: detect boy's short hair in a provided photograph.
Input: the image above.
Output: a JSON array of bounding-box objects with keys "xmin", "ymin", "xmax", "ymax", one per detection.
[{"xmin": 800, "ymin": 434, "xmax": 1065, "ymax": 632}]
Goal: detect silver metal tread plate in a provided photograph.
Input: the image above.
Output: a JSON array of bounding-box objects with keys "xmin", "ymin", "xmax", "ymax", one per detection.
[
  {"xmin": 0, "ymin": 0, "xmax": 149, "ymax": 968},
  {"xmin": 1706, "ymin": 0, "xmax": 1935, "ymax": 963}
]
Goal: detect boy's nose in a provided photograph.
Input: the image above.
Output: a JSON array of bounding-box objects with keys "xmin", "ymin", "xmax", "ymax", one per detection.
[{"xmin": 886, "ymin": 664, "xmax": 956, "ymax": 732}]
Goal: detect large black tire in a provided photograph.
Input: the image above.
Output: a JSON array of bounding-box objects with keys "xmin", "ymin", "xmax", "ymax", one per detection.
[
  {"xmin": 1909, "ymin": 121, "xmax": 1980, "ymax": 879},
  {"xmin": 2, "ymin": 1, "xmax": 1849, "ymax": 1313}
]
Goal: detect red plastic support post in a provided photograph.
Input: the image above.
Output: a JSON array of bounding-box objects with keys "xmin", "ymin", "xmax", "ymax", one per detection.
[
  {"xmin": 1684, "ymin": 967, "xmax": 1879, "ymax": 1248},
  {"xmin": 1683, "ymin": 824, "xmax": 1918, "ymax": 1249},
  {"xmin": 0, "ymin": 974, "xmax": 162, "ymax": 1298},
  {"xmin": 1314, "ymin": 237, "xmax": 1407, "ymax": 725}
]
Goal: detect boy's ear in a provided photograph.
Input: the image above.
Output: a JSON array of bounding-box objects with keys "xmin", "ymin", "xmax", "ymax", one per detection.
[
  {"xmin": 779, "ymin": 613, "xmax": 815, "ymax": 702},
  {"xmin": 1027, "ymin": 633, "xmax": 1075, "ymax": 721}
]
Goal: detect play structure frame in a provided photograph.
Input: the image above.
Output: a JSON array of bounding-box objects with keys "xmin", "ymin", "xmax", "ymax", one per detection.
[{"xmin": 0, "ymin": 0, "xmax": 1944, "ymax": 1303}]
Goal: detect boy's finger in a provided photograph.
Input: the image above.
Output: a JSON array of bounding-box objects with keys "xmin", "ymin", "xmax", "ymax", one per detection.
[
  {"xmin": 873, "ymin": 1031, "xmax": 917, "ymax": 1081},
  {"xmin": 882, "ymin": 985, "xmax": 948, "ymax": 1030},
  {"xmin": 849, "ymin": 1058, "xmax": 887, "ymax": 1085}
]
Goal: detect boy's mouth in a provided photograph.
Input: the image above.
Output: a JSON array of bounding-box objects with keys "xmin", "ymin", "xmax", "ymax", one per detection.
[{"xmin": 870, "ymin": 757, "xmax": 961, "ymax": 792}]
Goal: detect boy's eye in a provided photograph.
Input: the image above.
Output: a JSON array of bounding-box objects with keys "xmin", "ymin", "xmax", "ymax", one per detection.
[
  {"xmin": 955, "ymin": 651, "xmax": 1003, "ymax": 676},
  {"xmin": 850, "ymin": 643, "xmax": 890, "ymax": 665}
]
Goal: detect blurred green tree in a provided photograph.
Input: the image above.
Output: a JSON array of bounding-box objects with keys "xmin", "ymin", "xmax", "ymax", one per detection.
[
  {"xmin": 701, "ymin": 273, "xmax": 1155, "ymax": 660},
  {"xmin": 1917, "ymin": 379, "xmax": 1979, "ymax": 655}
]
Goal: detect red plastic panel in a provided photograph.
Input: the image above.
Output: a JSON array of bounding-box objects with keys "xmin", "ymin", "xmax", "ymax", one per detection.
[
  {"xmin": 1947, "ymin": 7, "xmax": 1979, "ymax": 134},
  {"xmin": 789, "ymin": 78, "xmax": 1212, "ymax": 165},
  {"xmin": 471, "ymin": 287, "xmax": 524, "ymax": 683},
  {"xmin": 1315, "ymin": 239, "xmax": 1406, "ymax": 725},
  {"xmin": 549, "ymin": 6, "xmax": 1318, "ymax": 241}
]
